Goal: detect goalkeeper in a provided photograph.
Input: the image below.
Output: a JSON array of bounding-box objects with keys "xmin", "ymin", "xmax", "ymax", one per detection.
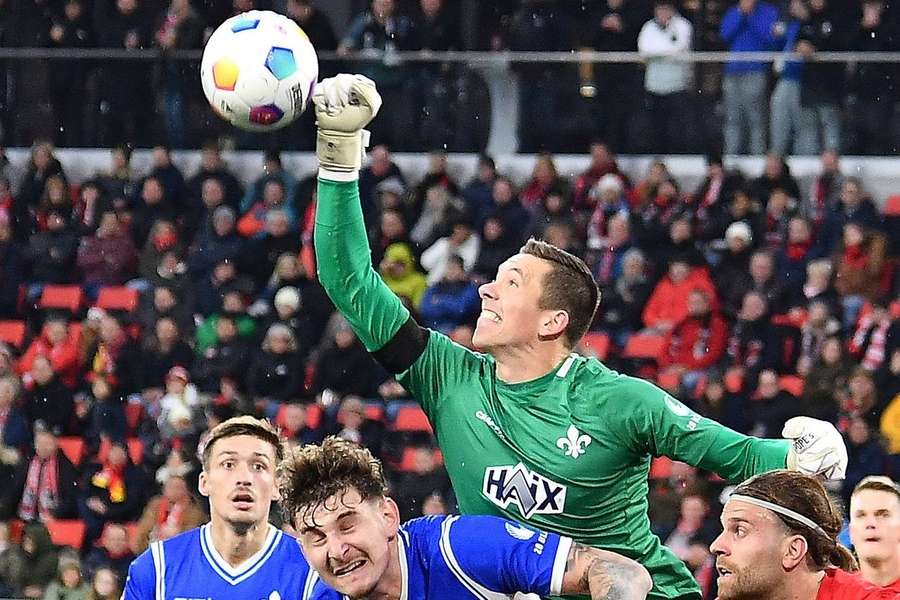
[{"xmin": 311, "ymin": 74, "xmax": 848, "ymax": 600}]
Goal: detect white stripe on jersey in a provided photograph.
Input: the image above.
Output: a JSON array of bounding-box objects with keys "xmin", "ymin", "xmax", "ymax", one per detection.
[
  {"xmin": 438, "ymin": 516, "xmax": 509, "ymax": 600},
  {"xmin": 150, "ymin": 541, "xmax": 166, "ymax": 600},
  {"xmin": 549, "ymin": 536, "xmax": 573, "ymax": 596},
  {"xmin": 302, "ymin": 567, "xmax": 319, "ymax": 600},
  {"xmin": 555, "ymin": 354, "xmax": 576, "ymax": 378},
  {"xmin": 199, "ymin": 523, "xmax": 282, "ymax": 585}
]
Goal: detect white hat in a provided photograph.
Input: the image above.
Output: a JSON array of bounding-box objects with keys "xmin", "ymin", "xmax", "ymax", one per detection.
[
  {"xmin": 274, "ymin": 286, "xmax": 300, "ymax": 310},
  {"xmin": 596, "ymin": 173, "xmax": 624, "ymax": 195},
  {"xmin": 725, "ymin": 221, "xmax": 753, "ymax": 244}
]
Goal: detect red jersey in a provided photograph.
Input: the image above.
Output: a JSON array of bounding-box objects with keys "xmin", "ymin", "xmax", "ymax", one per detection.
[
  {"xmin": 817, "ymin": 569, "xmax": 900, "ymax": 600},
  {"xmin": 885, "ymin": 577, "xmax": 900, "ymax": 593}
]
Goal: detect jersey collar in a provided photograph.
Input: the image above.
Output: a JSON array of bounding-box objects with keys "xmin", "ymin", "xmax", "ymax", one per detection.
[{"xmin": 199, "ymin": 523, "xmax": 282, "ymax": 585}]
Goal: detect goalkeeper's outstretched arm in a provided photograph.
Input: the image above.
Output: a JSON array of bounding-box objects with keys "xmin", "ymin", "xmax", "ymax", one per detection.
[{"xmin": 313, "ymin": 75, "xmax": 428, "ymax": 373}]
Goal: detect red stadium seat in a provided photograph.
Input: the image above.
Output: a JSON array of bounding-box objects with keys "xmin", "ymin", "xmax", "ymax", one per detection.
[
  {"xmin": 125, "ymin": 402, "xmax": 144, "ymax": 432},
  {"xmin": 580, "ymin": 332, "xmax": 611, "ymax": 360},
  {"xmin": 622, "ymin": 334, "xmax": 667, "ymax": 361},
  {"xmin": 779, "ymin": 375, "xmax": 804, "ymax": 398},
  {"xmin": 656, "ymin": 371, "xmax": 681, "ymax": 392},
  {"xmin": 98, "ymin": 438, "xmax": 144, "ymax": 465},
  {"xmin": 96, "ymin": 286, "xmax": 140, "ymax": 313},
  {"xmin": 57, "ymin": 436, "xmax": 85, "ymax": 466},
  {"xmin": 390, "ymin": 405, "xmax": 433, "ymax": 434},
  {"xmin": 364, "ymin": 402, "xmax": 385, "ymax": 423},
  {"xmin": 725, "ymin": 371, "xmax": 744, "ymax": 393},
  {"xmin": 306, "ymin": 404, "xmax": 323, "ymax": 430},
  {"xmin": 8, "ymin": 520, "xmax": 24, "ymax": 543},
  {"xmin": 45, "ymin": 519, "xmax": 86, "ymax": 550},
  {"xmin": 0, "ymin": 320, "xmax": 26, "ymax": 349},
  {"xmin": 39, "ymin": 285, "xmax": 83, "ymax": 313},
  {"xmin": 649, "ymin": 457, "xmax": 673, "ymax": 479},
  {"xmin": 884, "ymin": 195, "xmax": 900, "ymax": 216}
]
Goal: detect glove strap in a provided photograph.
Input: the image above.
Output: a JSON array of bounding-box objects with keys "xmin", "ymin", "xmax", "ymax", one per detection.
[{"xmin": 316, "ymin": 128, "xmax": 371, "ymax": 178}]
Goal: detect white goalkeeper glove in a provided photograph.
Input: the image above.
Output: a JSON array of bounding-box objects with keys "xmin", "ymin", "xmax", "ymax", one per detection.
[
  {"xmin": 782, "ymin": 416, "xmax": 848, "ymax": 480},
  {"xmin": 313, "ymin": 74, "xmax": 382, "ymax": 179}
]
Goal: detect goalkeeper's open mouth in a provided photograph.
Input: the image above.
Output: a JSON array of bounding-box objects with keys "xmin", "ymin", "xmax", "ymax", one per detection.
[
  {"xmin": 716, "ymin": 563, "xmax": 734, "ymax": 580},
  {"xmin": 478, "ymin": 308, "xmax": 502, "ymax": 324}
]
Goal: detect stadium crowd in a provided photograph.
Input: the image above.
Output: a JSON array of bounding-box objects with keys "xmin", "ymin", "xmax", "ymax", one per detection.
[
  {"xmin": 0, "ymin": 0, "xmax": 898, "ymax": 153},
  {"xmin": 0, "ymin": 136, "xmax": 894, "ymax": 598}
]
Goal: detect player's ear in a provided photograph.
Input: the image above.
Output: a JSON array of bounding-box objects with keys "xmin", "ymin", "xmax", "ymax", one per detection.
[
  {"xmin": 382, "ymin": 497, "xmax": 401, "ymax": 536},
  {"xmin": 538, "ymin": 309, "xmax": 569, "ymax": 340},
  {"xmin": 198, "ymin": 471, "xmax": 210, "ymax": 498},
  {"xmin": 781, "ymin": 534, "xmax": 808, "ymax": 570}
]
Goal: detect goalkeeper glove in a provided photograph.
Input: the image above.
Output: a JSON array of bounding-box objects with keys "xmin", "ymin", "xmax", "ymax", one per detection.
[
  {"xmin": 313, "ymin": 74, "xmax": 382, "ymax": 179},
  {"xmin": 782, "ymin": 416, "xmax": 848, "ymax": 480}
]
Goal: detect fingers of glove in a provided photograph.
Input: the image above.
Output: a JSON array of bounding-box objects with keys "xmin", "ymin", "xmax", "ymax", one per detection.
[
  {"xmin": 781, "ymin": 416, "xmax": 814, "ymax": 439},
  {"xmin": 349, "ymin": 77, "xmax": 382, "ymax": 117}
]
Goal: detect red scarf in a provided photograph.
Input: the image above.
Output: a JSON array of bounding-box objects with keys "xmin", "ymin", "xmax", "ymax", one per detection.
[
  {"xmin": 785, "ymin": 240, "xmax": 811, "ymax": 261},
  {"xmin": 91, "ymin": 463, "xmax": 126, "ymax": 503},
  {"xmin": 843, "ymin": 244, "xmax": 867, "ymax": 268},
  {"xmin": 18, "ymin": 455, "xmax": 58, "ymax": 521}
]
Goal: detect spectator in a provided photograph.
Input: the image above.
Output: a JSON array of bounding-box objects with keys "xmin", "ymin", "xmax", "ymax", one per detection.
[
  {"xmin": 462, "ymin": 154, "xmax": 497, "ymax": 227},
  {"xmin": 18, "ymin": 141, "xmax": 65, "ymax": 212},
  {"xmin": 875, "ymin": 348, "xmax": 900, "ymax": 414},
  {"xmin": 410, "ymin": 184, "xmax": 464, "ymax": 251},
  {"xmin": 589, "ymin": 213, "xmax": 633, "ymax": 289},
  {"xmin": 191, "ymin": 314, "xmax": 251, "ymax": 393},
  {"xmin": 130, "ymin": 177, "xmax": 174, "ymax": 250},
  {"xmin": 849, "ymin": 303, "xmax": 899, "ymax": 374},
  {"xmin": 419, "ymin": 255, "xmax": 480, "ymax": 334},
  {"xmin": 597, "ymin": 248, "xmax": 653, "ymax": 344},
  {"xmin": 748, "ymin": 369, "xmax": 802, "ymax": 438},
  {"xmin": 839, "ymin": 367, "xmax": 879, "ymax": 431},
  {"xmin": 586, "ymin": 174, "xmax": 630, "ymax": 251},
  {"xmin": 8, "ymin": 426, "xmax": 79, "ymax": 522},
  {"xmin": 411, "ymin": 150, "xmax": 460, "ymax": 221},
  {"xmin": 187, "ymin": 142, "xmax": 243, "ymax": 212},
  {"xmin": 332, "ymin": 395, "xmax": 381, "ymax": 455},
  {"xmin": 692, "ymin": 154, "xmax": 745, "ymax": 227},
  {"xmin": 312, "ymin": 315, "xmax": 386, "ymax": 399},
  {"xmin": 18, "ymin": 315, "xmax": 80, "ymax": 388},
  {"xmin": 157, "ymin": 366, "xmax": 200, "ymax": 439},
  {"xmin": 285, "ymin": 0, "xmax": 338, "ymax": 52},
  {"xmin": 420, "ymin": 217, "xmax": 480, "ymax": 285},
  {"xmin": 84, "ymin": 314, "xmax": 142, "ymax": 395},
  {"xmin": 573, "ymin": 141, "xmax": 631, "ymax": 212},
  {"xmin": 0, "ymin": 521, "xmax": 24, "ymax": 597},
  {"xmin": 278, "ymin": 402, "xmax": 324, "ymax": 445},
  {"xmin": 724, "ymin": 291, "xmax": 778, "ymax": 391},
  {"xmin": 141, "ymin": 317, "xmax": 194, "ymax": 393},
  {"xmin": 188, "ymin": 206, "xmax": 244, "ymax": 288},
  {"xmin": 240, "ymin": 150, "xmax": 298, "ymax": 215},
  {"xmin": 139, "ymin": 283, "xmax": 192, "ymax": 338},
  {"xmin": 193, "ymin": 257, "xmax": 253, "ymax": 318},
  {"xmin": 790, "ymin": 258, "xmax": 839, "ymax": 313},
  {"xmin": 642, "ymin": 257, "xmax": 718, "ymax": 333},
  {"xmin": 701, "ymin": 187, "xmax": 764, "ymax": 245},
  {"xmin": 795, "ymin": 0, "xmax": 844, "ymax": 154},
  {"xmin": 76, "ymin": 211, "xmax": 138, "ymax": 293},
  {"xmin": 726, "ymin": 250, "xmax": 789, "ymax": 318},
  {"xmin": 82, "ymin": 523, "xmax": 134, "ymax": 583},
  {"xmin": 659, "ymin": 289, "xmax": 729, "ymax": 390},
  {"xmin": 801, "ymin": 336, "xmax": 851, "ymax": 423},
  {"xmin": 85, "ymin": 567, "xmax": 121, "ymax": 600},
  {"xmin": 95, "ymin": 145, "xmax": 135, "ymax": 210},
  {"xmin": 195, "ymin": 290, "xmax": 256, "ymax": 354},
  {"xmin": 848, "ymin": 0, "xmax": 897, "ymax": 155},
  {"xmin": 47, "ymin": 0, "xmax": 93, "ymax": 146},
  {"xmin": 664, "ymin": 490, "xmax": 717, "ymax": 563},
  {"xmin": 472, "ymin": 217, "xmax": 518, "ymax": 282},
  {"xmin": 776, "ymin": 216, "xmax": 819, "ymax": 296},
  {"xmin": 844, "ymin": 418, "xmax": 887, "ymax": 503},
  {"xmin": 246, "ymin": 324, "xmax": 302, "ymax": 414},
  {"xmin": 519, "ymin": 152, "xmax": 567, "ymax": 210},
  {"xmin": 806, "ymin": 150, "xmax": 844, "ymax": 229},
  {"xmin": 26, "ymin": 209, "xmax": 79, "ymax": 290},
  {"xmin": 392, "ymin": 444, "xmax": 453, "ymax": 522},
  {"xmin": 795, "ymin": 300, "xmax": 841, "ymax": 376},
  {"xmin": 578, "ymin": 0, "xmax": 646, "ymax": 153},
  {"xmin": 0, "ymin": 214, "xmax": 22, "ymax": 317},
  {"xmin": 41, "ymin": 553, "xmax": 90, "ymax": 600},
  {"xmin": 238, "ymin": 178, "xmax": 296, "ymax": 240},
  {"xmin": 378, "ymin": 242, "xmax": 427, "ymax": 310},
  {"xmin": 637, "ymin": 0, "xmax": 694, "ymax": 154},
  {"xmin": 748, "ymin": 154, "xmax": 800, "ymax": 206},
  {"xmin": 819, "ymin": 176, "xmax": 882, "ymax": 254},
  {"xmin": 338, "ymin": 0, "xmax": 415, "ymax": 148},
  {"xmin": 833, "ymin": 223, "xmax": 888, "ymax": 326},
  {"xmin": 22, "ymin": 356, "xmax": 74, "ymax": 435},
  {"xmin": 153, "ymin": 0, "xmax": 204, "ymax": 148},
  {"xmin": 769, "ymin": 0, "xmax": 811, "ymax": 156},
  {"xmin": 78, "ymin": 440, "xmax": 146, "ymax": 546},
  {"xmin": 719, "ymin": 0, "xmax": 778, "ymax": 155},
  {"xmin": 133, "ymin": 474, "xmax": 204, "ymax": 554},
  {"xmin": 241, "ymin": 209, "xmax": 302, "ymax": 291},
  {"xmin": 17, "ymin": 522, "xmax": 58, "ymax": 599}
]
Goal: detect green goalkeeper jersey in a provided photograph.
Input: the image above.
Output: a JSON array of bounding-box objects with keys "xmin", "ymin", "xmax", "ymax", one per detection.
[{"xmin": 315, "ymin": 178, "xmax": 790, "ymax": 599}]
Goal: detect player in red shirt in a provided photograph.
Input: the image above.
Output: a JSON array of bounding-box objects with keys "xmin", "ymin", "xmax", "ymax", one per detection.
[
  {"xmin": 850, "ymin": 476, "xmax": 900, "ymax": 591},
  {"xmin": 711, "ymin": 470, "xmax": 900, "ymax": 600}
]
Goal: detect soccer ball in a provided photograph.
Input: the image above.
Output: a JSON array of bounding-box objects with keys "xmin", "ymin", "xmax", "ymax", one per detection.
[{"xmin": 200, "ymin": 10, "xmax": 318, "ymax": 132}]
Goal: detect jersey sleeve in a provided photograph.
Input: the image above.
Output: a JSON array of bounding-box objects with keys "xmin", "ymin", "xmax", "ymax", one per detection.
[
  {"xmin": 121, "ymin": 549, "xmax": 156, "ymax": 600},
  {"xmin": 618, "ymin": 376, "xmax": 789, "ymax": 482},
  {"xmin": 441, "ymin": 515, "xmax": 572, "ymax": 597}
]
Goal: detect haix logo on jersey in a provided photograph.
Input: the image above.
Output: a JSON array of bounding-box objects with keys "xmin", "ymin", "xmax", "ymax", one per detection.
[{"xmin": 483, "ymin": 463, "xmax": 567, "ymax": 518}]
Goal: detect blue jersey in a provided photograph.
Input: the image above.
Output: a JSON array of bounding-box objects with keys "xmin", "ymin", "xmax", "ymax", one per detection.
[
  {"xmin": 310, "ymin": 515, "xmax": 572, "ymax": 599},
  {"xmin": 122, "ymin": 523, "xmax": 322, "ymax": 600}
]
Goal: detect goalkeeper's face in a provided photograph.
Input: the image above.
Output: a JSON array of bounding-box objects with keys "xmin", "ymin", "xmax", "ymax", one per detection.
[
  {"xmin": 473, "ymin": 254, "xmax": 558, "ymax": 350},
  {"xmin": 711, "ymin": 500, "xmax": 800, "ymax": 599},
  {"xmin": 296, "ymin": 488, "xmax": 401, "ymax": 599}
]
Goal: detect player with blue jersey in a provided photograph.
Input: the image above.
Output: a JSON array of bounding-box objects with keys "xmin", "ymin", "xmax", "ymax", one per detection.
[
  {"xmin": 123, "ymin": 416, "xmax": 323, "ymax": 600},
  {"xmin": 277, "ymin": 437, "xmax": 653, "ymax": 600}
]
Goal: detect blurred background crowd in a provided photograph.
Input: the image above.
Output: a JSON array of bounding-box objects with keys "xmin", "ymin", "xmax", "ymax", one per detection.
[
  {"xmin": 0, "ymin": 0, "xmax": 895, "ymax": 598},
  {"xmin": 0, "ymin": 0, "xmax": 897, "ymax": 154}
]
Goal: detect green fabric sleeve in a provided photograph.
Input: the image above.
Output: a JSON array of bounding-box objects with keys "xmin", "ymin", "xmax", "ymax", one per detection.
[
  {"xmin": 621, "ymin": 377, "xmax": 789, "ymax": 482},
  {"xmin": 313, "ymin": 178, "xmax": 410, "ymax": 352}
]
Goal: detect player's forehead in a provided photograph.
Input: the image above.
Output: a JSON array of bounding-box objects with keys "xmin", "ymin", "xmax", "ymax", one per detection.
[
  {"xmin": 303, "ymin": 488, "xmax": 371, "ymax": 529},
  {"xmin": 496, "ymin": 253, "xmax": 549, "ymax": 281},
  {"xmin": 852, "ymin": 489, "xmax": 900, "ymax": 512},
  {"xmin": 722, "ymin": 499, "xmax": 780, "ymax": 529},
  {"xmin": 209, "ymin": 434, "xmax": 276, "ymax": 462}
]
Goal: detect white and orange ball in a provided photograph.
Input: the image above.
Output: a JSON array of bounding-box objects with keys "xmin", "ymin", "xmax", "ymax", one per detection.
[{"xmin": 200, "ymin": 10, "xmax": 318, "ymax": 132}]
